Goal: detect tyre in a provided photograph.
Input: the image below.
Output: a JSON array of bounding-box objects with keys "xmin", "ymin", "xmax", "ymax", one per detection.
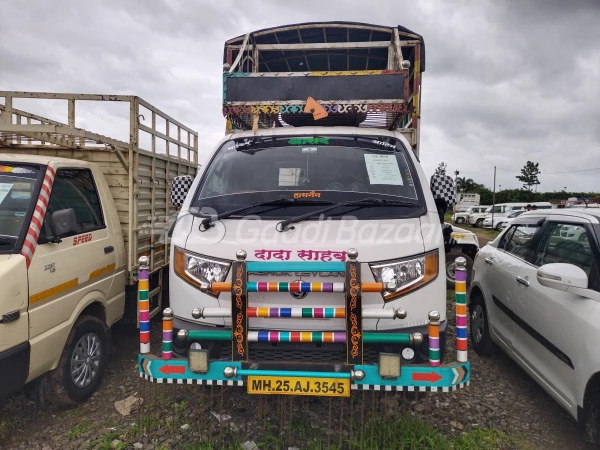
[
  {"xmin": 455, "ymin": 217, "xmax": 465, "ymax": 224},
  {"xmin": 583, "ymin": 384, "xmax": 600, "ymax": 443},
  {"xmin": 475, "ymin": 219, "xmax": 484, "ymax": 228},
  {"xmin": 469, "ymin": 293, "xmax": 495, "ymax": 356},
  {"xmin": 445, "ymin": 251, "xmax": 474, "ymax": 290},
  {"xmin": 495, "ymin": 222, "xmax": 504, "ymax": 231},
  {"xmin": 45, "ymin": 315, "xmax": 108, "ymax": 406},
  {"xmin": 579, "ymin": 233, "xmax": 587, "ymax": 243}
]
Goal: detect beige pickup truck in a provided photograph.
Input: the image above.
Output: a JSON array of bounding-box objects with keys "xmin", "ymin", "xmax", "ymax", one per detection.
[{"xmin": 0, "ymin": 92, "xmax": 197, "ymax": 404}]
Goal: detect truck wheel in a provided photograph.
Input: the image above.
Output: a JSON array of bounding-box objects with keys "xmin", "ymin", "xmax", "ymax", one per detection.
[
  {"xmin": 469, "ymin": 294, "xmax": 495, "ymax": 356},
  {"xmin": 45, "ymin": 315, "xmax": 108, "ymax": 406},
  {"xmin": 455, "ymin": 217, "xmax": 465, "ymax": 224},
  {"xmin": 475, "ymin": 219, "xmax": 484, "ymax": 228},
  {"xmin": 445, "ymin": 251, "xmax": 473, "ymax": 290},
  {"xmin": 584, "ymin": 384, "xmax": 600, "ymax": 443}
]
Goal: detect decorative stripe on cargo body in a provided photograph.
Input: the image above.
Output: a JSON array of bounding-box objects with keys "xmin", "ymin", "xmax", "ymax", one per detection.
[
  {"xmin": 20, "ymin": 166, "xmax": 55, "ymax": 268},
  {"xmin": 29, "ymin": 263, "xmax": 116, "ymax": 305}
]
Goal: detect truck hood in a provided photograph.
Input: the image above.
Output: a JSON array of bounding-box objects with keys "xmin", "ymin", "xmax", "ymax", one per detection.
[
  {"xmin": 171, "ymin": 212, "xmax": 444, "ymax": 331},
  {"xmin": 0, "ymin": 254, "xmax": 12, "ymax": 264}
]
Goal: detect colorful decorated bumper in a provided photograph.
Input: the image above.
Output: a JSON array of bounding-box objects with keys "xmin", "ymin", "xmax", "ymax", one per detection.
[{"xmin": 136, "ymin": 250, "xmax": 471, "ymax": 396}]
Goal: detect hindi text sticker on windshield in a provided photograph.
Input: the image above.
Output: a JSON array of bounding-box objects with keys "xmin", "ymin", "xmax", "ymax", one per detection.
[
  {"xmin": 364, "ymin": 155, "xmax": 404, "ymax": 186},
  {"xmin": 0, "ymin": 183, "xmax": 13, "ymax": 205}
]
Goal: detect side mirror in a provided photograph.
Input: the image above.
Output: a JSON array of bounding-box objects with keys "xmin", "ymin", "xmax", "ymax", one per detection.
[
  {"xmin": 537, "ymin": 263, "xmax": 588, "ymax": 292},
  {"xmin": 170, "ymin": 175, "xmax": 194, "ymax": 208},
  {"xmin": 51, "ymin": 208, "xmax": 77, "ymax": 238}
]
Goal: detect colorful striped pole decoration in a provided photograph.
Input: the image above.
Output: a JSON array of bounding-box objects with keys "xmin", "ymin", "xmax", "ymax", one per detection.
[
  {"xmin": 138, "ymin": 256, "xmax": 150, "ymax": 354},
  {"xmin": 248, "ymin": 331, "xmax": 346, "ymax": 343},
  {"xmin": 193, "ymin": 307, "xmax": 407, "ymax": 320},
  {"xmin": 247, "ymin": 307, "xmax": 345, "ymax": 318},
  {"xmin": 184, "ymin": 329, "xmax": 413, "ymax": 344},
  {"xmin": 162, "ymin": 308, "xmax": 173, "ymax": 360},
  {"xmin": 204, "ymin": 281, "xmax": 385, "ymax": 293},
  {"xmin": 455, "ymin": 256, "xmax": 468, "ymax": 362},
  {"xmin": 247, "ymin": 281, "xmax": 344, "ymax": 293},
  {"xmin": 428, "ymin": 311, "xmax": 441, "ymax": 367}
]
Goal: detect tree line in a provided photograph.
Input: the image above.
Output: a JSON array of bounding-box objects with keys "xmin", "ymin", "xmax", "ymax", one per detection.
[{"xmin": 436, "ymin": 161, "xmax": 599, "ymax": 205}]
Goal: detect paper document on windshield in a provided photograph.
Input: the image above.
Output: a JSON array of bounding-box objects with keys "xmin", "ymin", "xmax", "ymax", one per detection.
[
  {"xmin": 0, "ymin": 183, "xmax": 13, "ymax": 204},
  {"xmin": 364, "ymin": 155, "xmax": 403, "ymax": 185}
]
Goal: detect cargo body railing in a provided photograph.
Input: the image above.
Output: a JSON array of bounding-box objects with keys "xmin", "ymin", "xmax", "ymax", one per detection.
[{"xmin": 138, "ymin": 250, "xmax": 470, "ymax": 395}]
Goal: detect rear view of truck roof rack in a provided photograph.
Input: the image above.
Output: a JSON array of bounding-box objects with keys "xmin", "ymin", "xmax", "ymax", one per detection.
[{"xmin": 222, "ymin": 22, "xmax": 425, "ymax": 154}]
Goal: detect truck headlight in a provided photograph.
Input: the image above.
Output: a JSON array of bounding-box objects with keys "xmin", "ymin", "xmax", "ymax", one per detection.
[
  {"xmin": 174, "ymin": 247, "xmax": 231, "ymax": 297},
  {"xmin": 369, "ymin": 250, "xmax": 438, "ymax": 301}
]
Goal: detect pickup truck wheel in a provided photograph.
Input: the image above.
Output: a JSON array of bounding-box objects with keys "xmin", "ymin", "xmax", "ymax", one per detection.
[
  {"xmin": 455, "ymin": 217, "xmax": 465, "ymax": 224},
  {"xmin": 469, "ymin": 294, "xmax": 495, "ymax": 356},
  {"xmin": 445, "ymin": 251, "xmax": 473, "ymax": 289},
  {"xmin": 45, "ymin": 315, "xmax": 108, "ymax": 406},
  {"xmin": 475, "ymin": 219, "xmax": 484, "ymax": 228}
]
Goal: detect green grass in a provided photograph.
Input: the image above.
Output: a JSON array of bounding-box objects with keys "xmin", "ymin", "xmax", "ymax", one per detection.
[
  {"xmin": 126, "ymin": 413, "xmax": 162, "ymax": 437},
  {"xmin": 181, "ymin": 414, "xmax": 533, "ymax": 450},
  {"xmin": 0, "ymin": 417, "xmax": 23, "ymax": 441},
  {"xmin": 87, "ymin": 431, "xmax": 126, "ymax": 450},
  {"xmin": 65, "ymin": 419, "xmax": 95, "ymax": 439}
]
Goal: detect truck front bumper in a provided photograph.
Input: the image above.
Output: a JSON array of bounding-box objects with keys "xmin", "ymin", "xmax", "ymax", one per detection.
[{"xmin": 136, "ymin": 251, "xmax": 471, "ymax": 395}]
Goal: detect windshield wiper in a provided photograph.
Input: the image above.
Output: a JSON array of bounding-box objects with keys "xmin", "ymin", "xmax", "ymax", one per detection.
[
  {"xmin": 277, "ymin": 197, "xmax": 419, "ymax": 232},
  {"xmin": 197, "ymin": 197, "xmax": 334, "ymax": 230}
]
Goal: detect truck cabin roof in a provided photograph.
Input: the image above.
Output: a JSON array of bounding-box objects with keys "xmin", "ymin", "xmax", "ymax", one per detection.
[{"xmin": 224, "ymin": 22, "xmax": 425, "ymax": 73}]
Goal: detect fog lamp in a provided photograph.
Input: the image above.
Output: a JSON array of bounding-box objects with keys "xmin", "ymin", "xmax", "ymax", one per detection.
[
  {"xmin": 378, "ymin": 353, "xmax": 401, "ymax": 378},
  {"xmin": 188, "ymin": 347, "xmax": 209, "ymax": 373}
]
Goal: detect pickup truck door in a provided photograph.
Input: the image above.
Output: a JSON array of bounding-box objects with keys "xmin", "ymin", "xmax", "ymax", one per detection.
[
  {"xmin": 513, "ymin": 218, "xmax": 599, "ymax": 413},
  {"xmin": 26, "ymin": 167, "xmax": 117, "ymax": 381}
]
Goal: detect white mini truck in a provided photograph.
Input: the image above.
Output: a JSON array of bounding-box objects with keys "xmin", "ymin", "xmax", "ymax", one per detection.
[{"xmin": 137, "ymin": 22, "xmax": 470, "ymax": 396}]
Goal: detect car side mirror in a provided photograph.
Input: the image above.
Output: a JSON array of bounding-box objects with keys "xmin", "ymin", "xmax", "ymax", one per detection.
[
  {"xmin": 51, "ymin": 208, "xmax": 77, "ymax": 238},
  {"xmin": 170, "ymin": 175, "xmax": 194, "ymax": 208},
  {"xmin": 537, "ymin": 263, "xmax": 588, "ymax": 292}
]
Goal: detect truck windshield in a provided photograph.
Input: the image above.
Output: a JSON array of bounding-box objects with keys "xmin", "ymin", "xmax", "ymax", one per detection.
[
  {"xmin": 193, "ymin": 135, "xmax": 424, "ymax": 219},
  {"xmin": 0, "ymin": 163, "xmax": 42, "ymax": 254}
]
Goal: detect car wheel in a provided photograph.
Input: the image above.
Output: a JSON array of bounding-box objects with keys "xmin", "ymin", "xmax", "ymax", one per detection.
[
  {"xmin": 45, "ymin": 315, "xmax": 108, "ymax": 406},
  {"xmin": 495, "ymin": 222, "xmax": 504, "ymax": 231},
  {"xmin": 469, "ymin": 294, "xmax": 495, "ymax": 356},
  {"xmin": 445, "ymin": 251, "xmax": 474, "ymax": 290},
  {"xmin": 455, "ymin": 217, "xmax": 465, "ymax": 224},
  {"xmin": 584, "ymin": 385, "xmax": 600, "ymax": 443},
  {"xmin": 475, "ymin": 219, "xmax": 484, "ymax": 228},
  {"xmin": 579, "ymin": 233, "xmax": 587, "ymax": 243}
]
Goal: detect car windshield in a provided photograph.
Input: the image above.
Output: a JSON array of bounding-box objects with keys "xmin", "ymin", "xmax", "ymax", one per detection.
[
  {"xmin": 0, "ymin": 163, "xmax": 42, "ymax": 254},
  {"xmin": 193, "ymin": 135, "xmax": 424, "ymax": 219}
]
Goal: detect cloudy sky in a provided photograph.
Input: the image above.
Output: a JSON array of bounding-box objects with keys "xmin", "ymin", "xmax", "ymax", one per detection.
[{"xmin": 2, "ymin": 0, "xmax": 599, "ymax": 193}]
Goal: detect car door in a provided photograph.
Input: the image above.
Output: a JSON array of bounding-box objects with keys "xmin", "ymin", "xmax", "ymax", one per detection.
[
  {"xmin": 513, "ymin": 218, "xmax": 600, "ymax": 412},
  {"xmin": 483, "ymin": 219, "xmax": 541, "ymax": 349},
  {"xmin": 27, "ymin": 167, "xmax": 117, "ymax": 380}
]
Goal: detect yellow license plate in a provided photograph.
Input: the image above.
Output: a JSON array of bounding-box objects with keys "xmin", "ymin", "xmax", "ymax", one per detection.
[{"xmin": 247, "ymin": 376, "xmax": 350, "ymax": 397}]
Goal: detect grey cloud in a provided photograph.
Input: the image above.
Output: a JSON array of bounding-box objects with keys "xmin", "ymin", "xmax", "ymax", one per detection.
[{"xmin": 1, "ymin": 0, "xmax": 599, "ymax": 192}]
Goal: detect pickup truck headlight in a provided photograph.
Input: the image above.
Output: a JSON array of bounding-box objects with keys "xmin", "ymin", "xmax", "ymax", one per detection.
[
  {"xmin": 174, "ymin": 247, "xmax": 231, "ymax": 297},
  {"xmin": 369, "ymin": 250, "xmax": 438, "ymax": 301}
]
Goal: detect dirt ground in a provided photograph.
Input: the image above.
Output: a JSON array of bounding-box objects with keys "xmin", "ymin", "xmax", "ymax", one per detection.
[{"xmin": 1, "ymin": 294, "xmax": 597, "ymax": 450}]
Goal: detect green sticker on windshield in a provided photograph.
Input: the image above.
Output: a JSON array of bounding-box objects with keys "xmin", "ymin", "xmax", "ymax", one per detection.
[{"xmin": 288, "ymin": 137, "xmax": 329, "ymax": 145}]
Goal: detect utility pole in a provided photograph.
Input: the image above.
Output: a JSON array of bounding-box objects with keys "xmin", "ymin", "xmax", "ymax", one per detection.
[{"xmin": 492, "ymin": 166, "xmax": 497, "ymax": 226}]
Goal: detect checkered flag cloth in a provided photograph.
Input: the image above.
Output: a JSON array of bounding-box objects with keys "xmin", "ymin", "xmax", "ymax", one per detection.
[
  {"xmin": 170, "ymin": 175, "xmax": 194, "ymax": 207},
  {"xmin": 430, "ymin": 173, "xmax": 456, "ymax": 207}
]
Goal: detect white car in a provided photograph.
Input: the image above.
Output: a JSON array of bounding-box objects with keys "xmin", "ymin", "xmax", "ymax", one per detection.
[
  {"xmin": 452, "ymin": 205, "xmax": 488, "ymax": 225},
  {"xmin": 469, "ymin": 209, "xmax": 600, "ymax": 443},
  {"xmin": 483, "ymin": 210, "xmax": 525, "ymax": 230}
]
